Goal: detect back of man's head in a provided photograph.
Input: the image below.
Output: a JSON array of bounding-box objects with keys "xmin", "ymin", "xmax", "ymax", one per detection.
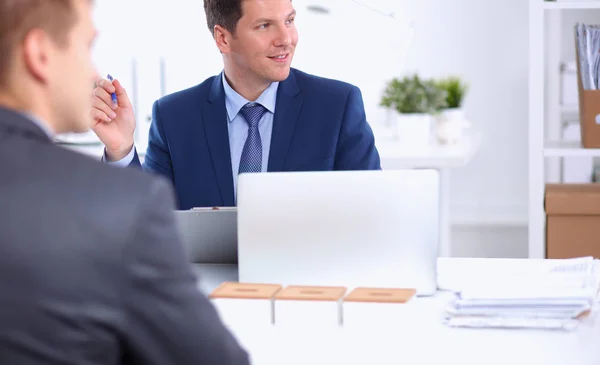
[{"xmin": 0, "ymin": 0, "xmax": 98, "ymax": 135}]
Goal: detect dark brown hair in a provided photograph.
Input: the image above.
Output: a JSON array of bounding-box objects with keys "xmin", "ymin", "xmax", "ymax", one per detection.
[{"xmin": 204, "ymin": 0, "xmax": 244, "ymax": 35}]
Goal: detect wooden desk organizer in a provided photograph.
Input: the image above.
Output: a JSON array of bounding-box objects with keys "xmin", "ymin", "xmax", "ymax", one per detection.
[
  {"xmin": 343, "ymin": 287, "xmax": 417, "ymax": 327},
  {"xmin": 209, "ymin": 282, "xmax": 282, "ymax": 326},
  {"xmin": 274, "ymin": 285, "xmax": 347, "ymax": 327}
]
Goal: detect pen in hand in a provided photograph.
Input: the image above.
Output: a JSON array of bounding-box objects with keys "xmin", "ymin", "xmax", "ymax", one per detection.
[{"xmin": 106, "ymin": 74, "xmax": 118, "ymax": 106}]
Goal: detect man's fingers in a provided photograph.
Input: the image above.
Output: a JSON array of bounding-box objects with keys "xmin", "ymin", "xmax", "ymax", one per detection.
[
  {"xmin": 92, "ymin": 98, "xmax": 117, "ymax": 119},
  {"xmin": 112, "ymin": 79, "xmax": 133, "ymax": 109},
  {"xmin": 96, "ymin": 78, "xmax": 116, "ymax": 94},
  {"xmin": 93, "ymin": 87, "xmax": 117, "ymax": 110},
  {"xmin": 90, "ymin": 107, "xmax": 112, "ymax": 123}
]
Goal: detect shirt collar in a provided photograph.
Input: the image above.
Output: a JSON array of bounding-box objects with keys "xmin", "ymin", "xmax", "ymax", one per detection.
[
  {"xmin": 221, "ymin": 71, "xmax": 278, "ymax": 123},
  {"xmin": 17, "ymin": 110, "xmax": 54, "ymax": 139}
]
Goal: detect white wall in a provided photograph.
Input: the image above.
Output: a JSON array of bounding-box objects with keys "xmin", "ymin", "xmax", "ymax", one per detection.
[
  {"xmin": 296, "ymin": 0, "xmax": 531, "ymax": 224},
  {"xmin": 91, "ymin": 0, "xmax": 531, "ymax": 225},
  {"xmin": 453, "ymin": 225, "xmax": 527, "ymax": 258},
  {"xmin": 401, "ymin": 0, "xmax": 530, "ymax": 223}
]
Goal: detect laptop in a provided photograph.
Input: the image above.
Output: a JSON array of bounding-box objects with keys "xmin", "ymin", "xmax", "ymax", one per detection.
[
  {"xmin": 236, "ymin": 170, "xmax": 440, "ymax": 296},
  {"xmin": 174, "ymin": 208, "xmax": 238, "ymax": 264}
]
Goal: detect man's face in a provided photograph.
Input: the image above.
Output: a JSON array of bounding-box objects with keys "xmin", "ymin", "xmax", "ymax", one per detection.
[
  {"xmin": 227, "ymin": 0, "xmax": 298, "ymax": 84},
  {"xmin": 48, "ymin": 0, "xmax": 98, "ymax": 133}
]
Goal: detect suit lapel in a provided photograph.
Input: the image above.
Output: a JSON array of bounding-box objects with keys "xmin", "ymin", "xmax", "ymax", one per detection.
[
  {"xmin": 202, "ymin": 76, "xmax": 235, "ymax": 206},
  {"xmin": 268, "ymin": 70, "xmax": 303, "ymax": 172}
]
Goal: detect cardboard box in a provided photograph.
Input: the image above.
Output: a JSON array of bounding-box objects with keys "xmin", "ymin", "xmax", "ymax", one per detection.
[
  {"xmin": 575, "ymin": 36, "xmax": 600, "ymax": 148},
  {"xmin": 576, "ymin": 89, "xmax": 600, "ymax": 148},
  {"xmin": 545, "ymin": 184, "xmax": 600, "ymax": 259}
]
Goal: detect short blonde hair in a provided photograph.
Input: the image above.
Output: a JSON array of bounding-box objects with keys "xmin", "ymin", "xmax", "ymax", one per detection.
[{"xmin": 0, "ymin": 0, "xmax": 81, "ymax": 85}]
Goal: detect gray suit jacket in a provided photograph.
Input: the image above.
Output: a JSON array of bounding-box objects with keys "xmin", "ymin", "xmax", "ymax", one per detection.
[{"xmin": 0, "ymin": 107, "xmax": 250, "ymax": 365}]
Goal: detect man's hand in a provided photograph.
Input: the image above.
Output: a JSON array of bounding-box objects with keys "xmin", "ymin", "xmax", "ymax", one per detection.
[{"xmin": 90, "ymin": 77, "xmax": 136, "ymax": 161}]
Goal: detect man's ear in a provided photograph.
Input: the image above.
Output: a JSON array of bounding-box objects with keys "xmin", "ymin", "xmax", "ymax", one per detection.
[
  {"xmin": 22, "ymin": 28, "xmax": 52, "ymax": 84},
  {"xmin": 214, "ymin": 25, "xmax": 233, "ymax": 54}
]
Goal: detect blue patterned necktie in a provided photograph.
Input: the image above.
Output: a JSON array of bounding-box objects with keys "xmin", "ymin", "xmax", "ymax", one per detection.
[{"xmin": 238, "ymin": 102, "xmax": 267, "ymax": 174}]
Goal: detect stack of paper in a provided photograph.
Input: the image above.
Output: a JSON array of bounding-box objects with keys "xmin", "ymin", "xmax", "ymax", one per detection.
[
  {"xmin": 575, "ymin": 23, "xmax": 600, "ymax": 90},
  {"xmin": 444, "ymin": 257, "xmax": 599, "ymax": 331}
]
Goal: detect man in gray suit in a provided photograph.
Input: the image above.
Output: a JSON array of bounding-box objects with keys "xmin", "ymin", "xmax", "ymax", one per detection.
[{"xmin": 0, "ymin": 1, "xmax": 250, "ymax": 364}]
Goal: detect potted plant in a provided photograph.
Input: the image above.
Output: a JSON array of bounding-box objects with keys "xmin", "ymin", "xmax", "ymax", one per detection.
[
  {"xmin": 380, "ymin": 74, "xmax": 447, "ymax": 147},
  {"xmin": 434, "ymin": 76, "xmax": 470, "ymax": 144}
]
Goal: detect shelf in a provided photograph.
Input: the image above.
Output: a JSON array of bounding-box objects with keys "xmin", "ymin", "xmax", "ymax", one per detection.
[
  {"xmin": 561, "ymin": 104, "xmax": 579, "ymax": 117},
  {"xmin": 543, "ymin": 1, "xmax": 600, "ymax": 9},
  {"xmin": 544, "ymin": 140, "xmax": 600, "ymax": 156},
  {"xmin": 376, "ymin": 131, "xmax": 481, "ymax": 169},
  {"xmin": 451, "ymin": 212, "xmax": 528, "ymax": 226}
]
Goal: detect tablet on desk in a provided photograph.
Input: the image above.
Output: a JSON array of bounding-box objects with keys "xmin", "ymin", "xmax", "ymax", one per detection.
[{"xmin": 174, "ymin": 207, "xmax": 237, "ymax": 264}]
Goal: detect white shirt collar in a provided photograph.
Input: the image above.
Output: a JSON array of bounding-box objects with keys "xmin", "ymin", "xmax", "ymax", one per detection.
[
  {"xmin": 17, "ymin": 110, "xmax": 54, "ymax": 138},
  {"xmin": 221, "ymin": 72, "xmax": 279, "ymax": 123}
]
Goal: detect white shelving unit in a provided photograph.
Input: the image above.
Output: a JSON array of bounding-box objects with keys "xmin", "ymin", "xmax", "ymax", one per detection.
[
  {"xmin": 544, "ymin": 141, "xmax": 600, "ymax": 157},
  {"xmin": 543, "ymin": 1, "xmax": 600, "ymax": 8},
  {"xmin": 529, "ymin": 0, "xmax": 600, "ymax": 258}
]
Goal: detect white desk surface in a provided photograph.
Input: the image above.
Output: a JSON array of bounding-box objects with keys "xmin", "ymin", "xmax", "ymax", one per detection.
[
  {"xmin": 193, "ymin": 258, "xmax": 600, "ymax": 365},
  {"xmin": 58, "ymin": 130, "xmax": 479, "ymax": 170}
]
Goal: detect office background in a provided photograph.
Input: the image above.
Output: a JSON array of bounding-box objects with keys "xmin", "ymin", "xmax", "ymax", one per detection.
[{"xmin": 88, "ymin": 0, "xmax": 600, "ymax": 258}]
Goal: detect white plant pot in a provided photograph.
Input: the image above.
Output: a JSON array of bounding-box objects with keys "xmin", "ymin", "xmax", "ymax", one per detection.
[
  {"xmin": 436, "ymin": 108, "xmax": 471, "ymax": 145},
  {"xmin": 385, "ymin": 108, "xmax": 395, "ymax": 128},
  {"xmin": 392, "ymin": 113, "xmax": 433, "ymax": 148}
]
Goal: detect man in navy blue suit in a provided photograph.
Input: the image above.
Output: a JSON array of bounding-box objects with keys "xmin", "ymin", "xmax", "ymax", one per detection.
[{"xmin": 90, "ymin": 0, "xmax": 381, "ymax": 209}]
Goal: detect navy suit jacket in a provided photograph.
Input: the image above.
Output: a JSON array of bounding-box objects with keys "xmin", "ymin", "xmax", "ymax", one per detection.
[{"xmin": 130, "ymin": 68, "xmax": 381, "ymax": 209}]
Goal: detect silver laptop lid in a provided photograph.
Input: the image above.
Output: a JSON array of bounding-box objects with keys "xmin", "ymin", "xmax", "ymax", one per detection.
[{"xmin": 236, "ymin": 170, "xmax": 440, "ymax": 296}]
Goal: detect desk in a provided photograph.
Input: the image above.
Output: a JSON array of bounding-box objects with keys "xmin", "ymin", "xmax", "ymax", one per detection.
[{"xmin": 192, "ymin": 258, "xmax": 600, "ymax": 365}]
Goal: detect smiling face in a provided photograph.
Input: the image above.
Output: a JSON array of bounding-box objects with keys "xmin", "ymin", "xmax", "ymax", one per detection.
[{"xmin": 217, "ymin": 0, "xmax": 298, "ymax": 86}]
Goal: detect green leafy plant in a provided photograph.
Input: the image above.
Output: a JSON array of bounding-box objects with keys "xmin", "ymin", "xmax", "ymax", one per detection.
[
  {"xmin": 435, "ymin": 76, "xmax": 468, "ymax": 109},
  {"xmin": 380, "ymin": 74, "xmax": 448, "ymax": 114}
]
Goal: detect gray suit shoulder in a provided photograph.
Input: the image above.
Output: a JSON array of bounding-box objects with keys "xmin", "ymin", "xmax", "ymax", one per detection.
[{"xmin": 41, "ymin": 143, "xmax": 173, "ymax": 217}]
